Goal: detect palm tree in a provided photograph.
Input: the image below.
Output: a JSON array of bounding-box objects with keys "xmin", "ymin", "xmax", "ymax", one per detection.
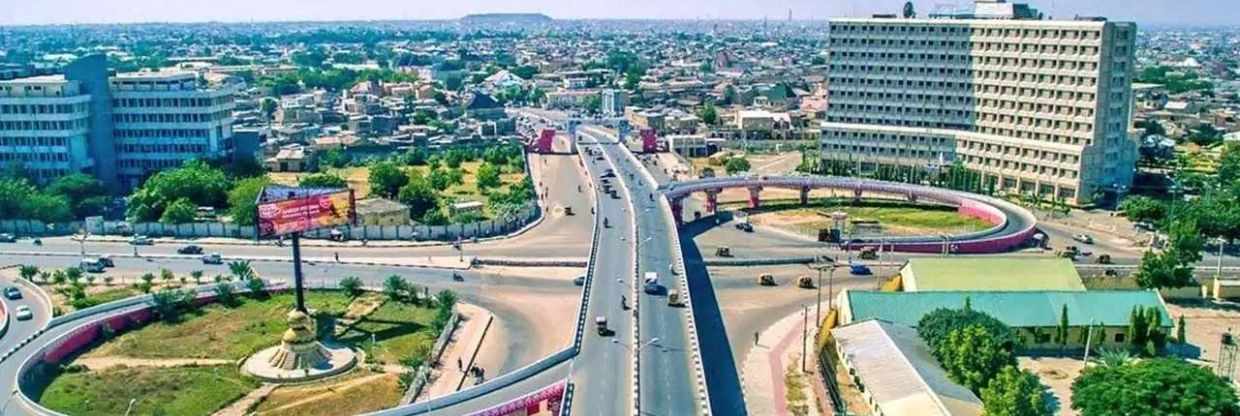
[
  {"xmin": 228, "ymin": 260, "xmax": 254, "ymax": 281},
  {"xmin": 18, "ymin": 265, "xmax": 38, "ymax": 282},
  {"xmin": 38, "ymin": 271, "xmax": 51, "ymax": 284},
  {"xmin": 191, "ymin": 270, "xmax": 204, "ymax": 285}
]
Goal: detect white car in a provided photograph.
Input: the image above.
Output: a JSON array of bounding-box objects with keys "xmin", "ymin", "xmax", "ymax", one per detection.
[
  {"xmin": 15, "ymin": 305, "xmax": 33, "ymax": 321},
  {"xmin": 1073, "ymin": 234, "xmax": 1094, "ymax": 244}
]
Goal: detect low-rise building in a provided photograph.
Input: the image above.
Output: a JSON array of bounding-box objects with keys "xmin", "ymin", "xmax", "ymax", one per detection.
[
  {"xmin": 898, "ymin": 257, "xmax": 1086, "ymax": 292},
  {"xmin": 355, "ymin": 198, "xmax": 410, "ymax": 226}
]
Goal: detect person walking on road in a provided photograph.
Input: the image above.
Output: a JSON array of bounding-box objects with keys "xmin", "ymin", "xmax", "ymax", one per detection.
[
  {"xmin": 754, "ymin": 331, "xmax": 759, "ymax": 346},
  {"xmin": 457, "ymin": 357, "xmax": 463, "ymax": 371},
  {"xmin": 334, "ymin": 252, "xmax": 340, "ymax": 263}
]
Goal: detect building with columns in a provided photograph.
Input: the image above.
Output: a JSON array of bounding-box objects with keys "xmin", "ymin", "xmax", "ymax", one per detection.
[{"xmin": 821, "ymin": 0, "xmax": 1138, "ymax": 205}]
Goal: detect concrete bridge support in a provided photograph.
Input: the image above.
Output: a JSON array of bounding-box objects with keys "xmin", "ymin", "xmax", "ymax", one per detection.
[
  {"xmin": 705, "ymin": 190, "xmax": 720, "ymax": 213},
  {"xmin": 671, "ymin": 197, "xmax": 685, "ymax": 226},
  {"xmin": 799, "ymin": 186, "xmax": 810, "ymax": 206},
  {"xmin": 747, "ymin": 186, "xmax": 763, "ymax": 209}
]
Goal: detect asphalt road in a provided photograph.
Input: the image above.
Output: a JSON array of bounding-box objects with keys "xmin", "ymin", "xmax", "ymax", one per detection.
[
  {"xmin": 583, "ymin": 126, "xmax": 704, "ymax": 415},
  {"xmin": 568, "ymin": 139, "xmax": 636, "ymax": 415}
]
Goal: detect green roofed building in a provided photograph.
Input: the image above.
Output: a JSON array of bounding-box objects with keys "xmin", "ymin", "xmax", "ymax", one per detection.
[
  {"xmin": 899, "ymin": 257, "xmax": 1085, "ymax": 292},
  {"xmin": 837, "ymin": 290, "xmax": 1172, "ymax": 349}
]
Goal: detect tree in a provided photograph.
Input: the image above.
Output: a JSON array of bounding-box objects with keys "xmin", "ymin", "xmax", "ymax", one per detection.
[
  {"xmin": 368, "ymin": 161, "xmax": 409, "ymax": 199},
  {"xmin": 319, "ymin": 148, "xmax": 351, "ymax": 169},
  {"xmin": 126, "ymin": 160, "xmax": 231, "ymax": 222},
  {"xmin": 159, "ymin": 197, "xmax": 198, "ymax": 224},
  {"xmin": 246, "ymin": 277, "xmax": 267, "ymax": 298},
  {"xmin": 398, "ymin": 179, "xmax": 440, "ymax": 221},
  {"xmin": 18, "ymin": 265, "xmax": 38, "ymax": 282},
  {"xmin": 1072, "ymin": 358, "xmax": 1238, "ymax": 416},
  {"xmin": 698, "ymin": 101, "xmax": 718, "ymax": 125},
  {"xmin": 191, "ymin": 270, "xmax": 204, "ymax": 285},
  {"xmin": 918, "ymin": 308, "xmax": 1019, "ymax": 352},
  {"xmin": 383, "ymin": 274, "xmax": 408, "ymax": 302},
  {"xmin": 938, "ymin": 325, "xmax": 1016, "ymax": 392},
  {"xmin": 1134, "ymin": 249, "xmax": 1197, "ymax": 289},
  {"xmin": 427, "ymin": 168, "xmax": 453, "ymax": 191},
  {"xmin": 214, "ymin": 283, "xmax": 240, "ymax": 307},
  {"xmin": 981, "ymin": 366, "xmax": 1051, "ymax": 416},
  {"xmin": 1119, "ymin": 196, "xmax": 1166, "ymax": 225},
  {"xmin": 1056, "ymin": 304, "xmax": 1070, "ymax": 350},
  {"xmin": 46, "ymin": 173, "xmax": 109, "ymax": 218},
  {"xmin": 1218, "ymin": 144, "xmax": 1240, "ymax": 185},
  {"xmin": 341, "ymin": 276, "xmax": 364, "ymax": 298},
  {"xmin": 436, "ymin": 290, "xmax": 458, "ymax": 310},
  {"xmin": 724, "ymin": 157, "xmax": 751, "ymax": 175},
  {"xmin": 228, "ymin": 260, "xmax": 254, "ymax": 281},
  {"xmin": 299, "ymin": 173, "xmax": 347, "ymax": 189},
  {"xmin": 260, "ymin": 98, "xmax": 278, "ymax": 122},
  {"xmin": 227, "ymin": 176, "xmax": 270, "ymax": 226},
  {"xmin": 476, "ymin": 162, "xmax": 501, "ymax": 189},
  {"xmin": 0, "ymin": 177, "xmax": 72, "ymax": 222},
  {"xmin": 1177, "ymin": 315, "xmax": 1187, "ymax": 344},
  {"xmin": 149, "ymin": 288, "xmax": 194, "ymax": 322}
]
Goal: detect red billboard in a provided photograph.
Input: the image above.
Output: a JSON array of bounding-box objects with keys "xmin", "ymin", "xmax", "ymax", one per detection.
[{"xmin": 256, "ymin": 187, "xmax": 355, "ymax": 238}]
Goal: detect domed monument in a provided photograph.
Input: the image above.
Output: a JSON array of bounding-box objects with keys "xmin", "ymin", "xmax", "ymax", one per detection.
[{"xmin": 267, "ymin": 310, "xmax": 332, "ymax": 370}]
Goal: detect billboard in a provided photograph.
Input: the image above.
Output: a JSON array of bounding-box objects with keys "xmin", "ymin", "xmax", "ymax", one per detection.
[{"xmin": 256, "ymin": 186, "xmax": 356, "ymax": 238}]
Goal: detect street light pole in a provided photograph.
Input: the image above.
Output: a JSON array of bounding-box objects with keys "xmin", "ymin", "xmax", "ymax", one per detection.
[
  {"xmin": 801, "ymin": 305, "xmax": 808, "ymax": 372},
  {"xmin": 1218, "ymin": 237, "xmax": 1226, "ymax": 278},
  {"xmin": 815, "ymin": 266, "xmax": 822, "ymax": 326}
]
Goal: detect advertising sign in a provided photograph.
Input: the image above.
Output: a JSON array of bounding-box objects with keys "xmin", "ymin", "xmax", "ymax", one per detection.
[{"xmin": 256, "ymin": 186, "xmax": 355, "ymax": 238}]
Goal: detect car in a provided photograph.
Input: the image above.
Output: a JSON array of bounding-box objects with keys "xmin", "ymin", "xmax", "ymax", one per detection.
[
  {"xmin": 643, "ymin": 272, "xmax": 660, "ymax": 294},
  {"xmin": 4, "ymin": 286, "xmax": 21, "ymax": 300},
  {"xmin": 735, "ymin": 222, "xmax": 754, "ymax": 232},
  {"xmin": 1073, "ymin": 234, "xmax": 1094, "ymax": 244},
  {"xmin": 80, "ymin": 258, "xmax": 106, "ymax": 273},
  {"xmin": 15, "ymin": 305, "xmax": 32, "ymax": 321},
  {"xmin": 849, "ymin": 263, "xmax": 873, "ymax": 275},
  {"xmin": 129, "ymin": 235, "xmax": 153, "ymax": 245},
  {"xmin": 202, "ymin": 253, "xmax": 223, "ymax": 265},
  {"xmin": 97, "ymin": 255, "xmax": 115, "ymax": 268},
  {"xmin": 0, "ymin": 233, "xmax": 14, "ymax": 243},
  {"xmin": 178, "ymin": 245, "xmax": 203, "ymax": 255},
  {"xmin": 573, "ymin": 275, "xmax": 586, "ymax": 286}
]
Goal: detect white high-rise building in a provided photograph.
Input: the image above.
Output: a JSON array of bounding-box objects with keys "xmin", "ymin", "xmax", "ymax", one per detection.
[
  {"xmin": 0, "ymin": 76, "xmax": 95, "ymax": 182},
  {"xmin": 821, "ymin": 0, "xmax": 1138, "ymax": 205},
  {"xmin": 109, "ymin": 71, "xmax": 236, "ymax": 189}
]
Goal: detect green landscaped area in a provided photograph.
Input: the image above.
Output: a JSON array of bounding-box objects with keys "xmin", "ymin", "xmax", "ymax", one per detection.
[
  {"xmin": 727, "ymin": 199, "xmax": 993, "ymax": 238},
  {"xmin": 42, "ymin": 289, "xmax": 442, "ymax": 416},
  {"xmin": 252, "ymin": 369, "xmax": 403, "ymax": 416},
  {"xmin": 41, "ymin": 365, "xmax": 260, "ymax": 416}
]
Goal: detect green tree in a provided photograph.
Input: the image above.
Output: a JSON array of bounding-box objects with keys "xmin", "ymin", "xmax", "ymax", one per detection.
[
  {"xmin": 126, "ymin": 160, "xmax": 231, "ymax": 221},
  {"xmin": 46, "ymin": 173, "xmax": 109, "ymax": 218},
  {"xmin": 436, "ymin": 289, "xmax": 458, "ymax": 310},
  {"xmin": 724, "ymin": 157, "xmax": 751, "ymax": 175},
  {"xmin": 260, "ymin": 98, "xmax": 278, "ymax": 122},
  {"xmin": 228, "ymin": 260, "xmax": 254, "ymax": 281},
  {"xmin": 1218, "ymin": 144, "xmax": 1240, "ymax": 184},
  {"xmin": 428, "ymin": 168, "xmax": 453, "ymax": 191},
  {"xmin": 476, "ymin": 162, "xmax": 501, "ymax": 189},
  {"xmin": 368, "ymin": 161, "xmax": 409, "ymax": 199},
  {"xmin": 227, "ymin": 176, "xmax": 270, "ymax": 226},
  {"xmin": 159, "ymin": 197, "xmax": 198, "ymax": 224},
  {"xmin": 398, "ymin": 178, "xmax": 440, "ymax": 221},
  {"xmin": 1118, "ymin": 196, "xmax": 1166, "ymax": 225},
  {"xmin": 18, "ymin": 265, "xmax": 39, "ymax": 282},
  {"xmin": 246, "ymin": 277, "xmax": 267, "ymax": 298},
  {"xmin": 1071, "ymin": 358, "xmax": 1237, "ymax": 416},
  {"xmin": 191, "ymin": 270, "xmax": 204, "ymax": 285},
  {"xmin": 383, "ymin": 274, "xmax": 408, "ymax": 302},
  {"xmin": 939, "ymin": 325, "xmax": 1016, "ymax": 392},
  {"xmin": 1056, "ymin": 304, "xmax": 1070, "ymax": 349},
  {"xmin": 698, "ymin": 101, "xmax": 718, "ymax": 125},
  {"xmin": 1177, "ymin": 315, "xmax": 1187, "ymax": 344},
  {"xmin": 1134, "ymin": 249, "xmax": 1196, "ymax": 289},
  {"xmin": 214, "ymin": 283, "xmax": 240, "ymax": 307},
  {"xmin": 918, "ymin": 308, "xmax": 1019, "ymax": 352},
  {"xmin": 981, "ymin": 366, "xmax": 1051, "ymax": 416},
  {"xmin": 149, "ymin": 288, "xmax": 194, "ymax": 322},
  {"xmin": 340, "ymin": 276, "xmax": 364, "ymax": 298},
  {"xmin": 318, "ymin": 148, "xmax": 351, "ymax": 169},
  {"xmin": 299, "ymin": 173, "xmax": 347, "ymax": 189}
]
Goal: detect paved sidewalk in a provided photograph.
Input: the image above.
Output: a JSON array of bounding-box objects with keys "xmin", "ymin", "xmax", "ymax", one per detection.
[
  {"xmin": 420, "ymin": 303, "xmax": 495, "ymax": 400},
  {"xmin": 742, "ymin": 307, "xmax": 825, "ymax": 416}
]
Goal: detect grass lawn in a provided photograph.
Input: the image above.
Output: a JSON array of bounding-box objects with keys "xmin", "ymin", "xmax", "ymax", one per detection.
[
  {"xmin": 254, "ymin": 369, "xmax": 402, "ymax": 416},
  {"xmin": 84, "ymin": 292, "xmax": 355, "ymax": 360},
  {"xmin": 269, "ymin": 162, "xmax": 526, "ymax": 219},
  {"xmin": 727, "ymin": 199, "xmax": 992, "ymax": 238},
  {"xmin": 337, "ymin": 299, "xmax": 439, "ymax": 366},
  {"xmin": 40, "ymin": 365, "xmax": 259, "ymax": 416}
]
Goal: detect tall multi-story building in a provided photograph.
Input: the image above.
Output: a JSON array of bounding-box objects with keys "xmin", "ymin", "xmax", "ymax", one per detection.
[
  {"xmin": 601, "ymin": 89, "xmax": 627, "ymax": 117},
  {"xmin": 821, "ymin": 0, "xmax": 1138, "ymax": 205},
  {"xmin": 0, "ymin": 75, "xmax": 95, "ymax": 182},
  {"xmin": 0, "ymin": 55, "xmax": 236, "ymax": 191},
  {"xmin": 110, "ymin": 71, "xmax": 235, "ymax": 189}
]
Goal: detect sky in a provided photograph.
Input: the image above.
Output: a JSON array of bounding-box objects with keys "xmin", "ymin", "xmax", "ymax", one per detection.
[{"xmin": 1, "ymin": 0, "xmax": 1237, "ymax": 27}]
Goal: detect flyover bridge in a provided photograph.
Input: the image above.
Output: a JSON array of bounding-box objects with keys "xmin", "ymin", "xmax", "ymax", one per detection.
[{"xmin": 662, "ymin": 175, "xmax": 1039, "ymax": 254}]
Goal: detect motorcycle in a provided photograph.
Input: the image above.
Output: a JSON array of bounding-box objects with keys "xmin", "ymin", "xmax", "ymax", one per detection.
[
  {"xmin": 452, "ymin": 272, "xmax": 464, "ymax": 282},
  {"xmin": 32, "ymin": 239, "xmax": 42, "ymax": 246}
]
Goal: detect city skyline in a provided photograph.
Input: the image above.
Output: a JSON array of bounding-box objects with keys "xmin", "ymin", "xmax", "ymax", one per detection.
[{"xmin": 4, "ymin": 0, "xmax": 1240, "ymax": 27}]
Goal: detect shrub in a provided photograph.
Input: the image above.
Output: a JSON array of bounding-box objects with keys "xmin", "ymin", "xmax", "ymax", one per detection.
[
  {"xmin": 340, "ymin": 276, "xmax": 364, "ymax": 298},
  {"xmin": 246, "ymin": 277, "xmax": 267, "ymax": 298}
]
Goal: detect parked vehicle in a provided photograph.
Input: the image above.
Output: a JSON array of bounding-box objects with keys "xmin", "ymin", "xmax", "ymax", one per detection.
[
  {"xmin": 595, "ymin": 316, "xmax": 610, "ymax": 336},
  {"xmin": 849, "ymin": 263, "xmax": 873, "ymax": 275},
  {"xmin": 859, "ymin": 246, "xmax": 879, "ymax": 260},
  {"xmin": 4, "ymin": 286, "xmax": 21, "ymax": 300},
  {"xmin": 129, "ymin": 235, "xmax": 153, "ymax": 246},
  {"xmin": 759, "ymin": 274, "xmax": 777, "ymax": 286},
  {"xmin": 97, "ymin": 255, "xmax": 115, "ymax": 268},
  {"xmin": 668, "ymin": 290, "xmax": 683, "ymax": 307},
  {"xmin": 643, "ymin": 272, "xmax": 660, "ymax": 294},
  {"xmin": 201, "ymin": 253, "xmax": 223, "ymax": 265},
  {"xmin": 15, "ymin": 305, "xmax": 32, "ymax": 320},
  {"xmin": 0, "ymin": 233, "xmax": 14, "ymax": 243},
  {"xmin": 80, "ymin": 258, "xmax": 106, "ymax": 273},
  {"xmin": 1095, "ymin": 254, "xmax": 1113, "ymax": 265},
  {"xmin": 1073, "ymin": 234, "xmax": 1094, "ymax": 244},
  {"xmin": 178, "ymin": 245, "xmax": 203, "ymax": 255},
  {"xmin": 715, "ymin": 247, "xmax": 732, "ymax": 257}
]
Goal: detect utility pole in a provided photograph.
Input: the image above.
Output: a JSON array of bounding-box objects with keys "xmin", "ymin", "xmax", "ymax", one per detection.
[
  {"xmin": 1082, "ymin": 321, "xmax": 1096, "ymax": 369},
  {"xmin": 1218, "ymin": 237, "xmax": 1226, "ymax": 278},
  {"xmin": 801, "ymin": 305, "xmax": 808, "ymax": 372}
]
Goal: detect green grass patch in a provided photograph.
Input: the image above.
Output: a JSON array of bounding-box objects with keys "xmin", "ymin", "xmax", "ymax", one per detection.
[
  {"xmin": 84, "ymin": 292, "xmax": 354, "ymax": 360},
  {"xmin": 338, "ymin": 300, "xmax": 438, "ymax": 366},
  {"xmin": 725, "ymin": 198, "xmax": 991, "ymax": 237},
  {"xmin": 40, "ymin": 365, "xmax": 259, "ymax": 416}
]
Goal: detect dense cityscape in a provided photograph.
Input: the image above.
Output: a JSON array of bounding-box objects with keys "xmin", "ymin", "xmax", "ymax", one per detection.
[{"xmin": 0, "ymin": 0, "xmax": 1239, "ymax": 415}]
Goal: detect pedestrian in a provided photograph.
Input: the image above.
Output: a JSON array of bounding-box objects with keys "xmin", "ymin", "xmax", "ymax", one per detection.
[
  {"xmin": 457, "ymin": 357, "xmax": 463, "ymax": 371},
  {"xmin": 754, "ymin": 331, "xmax": 759, "ymax": 346},
  {"xmin": 334, "ymin": 252, "xmax": 340, "ymax": 263}
]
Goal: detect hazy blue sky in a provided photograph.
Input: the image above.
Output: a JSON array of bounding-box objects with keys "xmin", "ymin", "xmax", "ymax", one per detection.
[{"xmin": 2, "ymin": 0, "xmax": 1237, "ymax": 26}]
